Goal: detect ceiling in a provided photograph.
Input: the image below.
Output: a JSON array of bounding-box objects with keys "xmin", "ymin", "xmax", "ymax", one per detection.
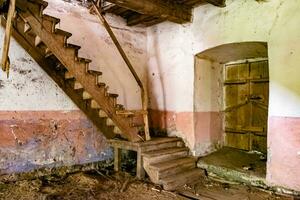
[{"xmin": 101, "ymin": 0, "xmax": 226, "ymax": 26}]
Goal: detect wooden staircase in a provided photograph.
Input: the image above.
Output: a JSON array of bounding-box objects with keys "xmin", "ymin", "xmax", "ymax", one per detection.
[
  {"xmin": 109, "ymin": 137, "xmax": 205, "ymax": 191},
  {"xmin": 7, "ymin": 0, "xmax": 145, "ymax": 142},
  {"xmin": 142, "ymin": 138, "xmax": 204, "ymax": 191},
  {"xmin": 7, "ymin": 1, "xmax": 204, "ymax": 190}
]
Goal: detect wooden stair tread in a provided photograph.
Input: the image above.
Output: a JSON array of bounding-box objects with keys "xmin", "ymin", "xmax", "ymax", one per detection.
[
  {"xmin": 87, "ymin": 69, "xmax": 102, "ymax": 76},
  {"xmin": 55, "ymin": 28, "xmax": 72, "ymax": 38},
  {"xmin": 108, "ymin": 93, "xmax": 119, "ymax": 98},
  {"xmin": 161, "ymin": 168, "xmax": 204, "ymax": 191},
  {"xmin": 143, "ymin": 147, "xmax": 188, "ymax": 158},
  {"xmin": 66, "ymin": 43, "xmax": 81, "ymax": 50},
  {"xmin": 97, "ymin": 82, "xmax": 106, "ymax": 87},
  {"xmin": 140, "ymin": 137, "xmax": 182, "ymax": 146},
  {"xmin": 42, "ymin": 14, "xmax": 60, "ymax": 23},
  {"xmin": 77, "ymin": 57, "xmax": 92, "ymax": 63},
  {"xmin": 149, "ymin": 157, "xmax": 196, "ymax": 171}
]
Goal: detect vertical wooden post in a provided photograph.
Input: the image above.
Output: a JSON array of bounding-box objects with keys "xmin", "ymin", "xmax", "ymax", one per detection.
[
  {"xmin": 136, "ymin": 148, "xmax": 145, "ymax": 179},
  {"xmin": 1, "ymin": 0, "xmax": 16, "ymax": 77},
  {"xmin": 114, "ymin": 146, "xmax": 121, "ymax": 172}
]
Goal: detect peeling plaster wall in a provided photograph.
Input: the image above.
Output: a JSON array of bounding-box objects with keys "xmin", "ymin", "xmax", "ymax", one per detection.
[
  {"xmin": 147, "ymin": 0, "xmax": 300, "ymax": 191},
  {"xmin": 0, "ymin": 0, "xmax": 147, "ymax": 174}
]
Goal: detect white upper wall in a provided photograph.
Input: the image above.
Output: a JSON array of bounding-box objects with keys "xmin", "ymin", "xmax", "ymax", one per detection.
[
  {"xmin": 0, "ymin": 0, "xmax": 148, "ymax": 111},
  {"xmin": 147, "ymin": 0, "xmax": 300, "ymax": 117},
  {"xmin": 0, "ymin": 29, "xmax": 77, "ymax": 111}
]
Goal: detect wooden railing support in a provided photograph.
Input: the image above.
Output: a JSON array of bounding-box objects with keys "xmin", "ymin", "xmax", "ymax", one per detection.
[
  {"xmin": 1, "ymin": 0, "xmax": 16, "ymax": 77},
  {"xmin": 92, "ymin": 1, "xmax": 151, "ymax": 141}
]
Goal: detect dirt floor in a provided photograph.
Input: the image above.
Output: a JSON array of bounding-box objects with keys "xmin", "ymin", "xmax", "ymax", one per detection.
[{"xmin": 0, "ymin": 170, "xmax": 296, "ymax": 200}]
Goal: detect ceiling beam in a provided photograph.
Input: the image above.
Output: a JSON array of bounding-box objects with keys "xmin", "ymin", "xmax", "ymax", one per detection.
[
  {"xmin": 105, "ymin": 0, "xmax": 192, "ymax": 23},
  {"xmin": 205, "ymin": 0, "xmax": 226, "ymax": 7}
]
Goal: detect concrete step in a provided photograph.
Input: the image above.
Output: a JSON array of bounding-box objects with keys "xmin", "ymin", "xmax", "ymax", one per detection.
[
  {"xmin": 162, "ymin": 168, "xmax": 204, "ymax": 191},
  {"xmin": 143, "ymin": 147, "xmax": 189, "ymax": 165}
]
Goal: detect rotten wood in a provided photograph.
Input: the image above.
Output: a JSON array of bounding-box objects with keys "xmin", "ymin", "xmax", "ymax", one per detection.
[
  {"xmin": 92, "ymin": 1, "xmax": 151, "ymax": 141},
  {"xmin": 1, "ymin": 0, "xmax": 16, "ymax": 77},
  {"xmin": 104, "ymin": 0, "xmax": 191, "ymax": 24},
  {"xmin": 224, "ymin": 61, "xmax": 269, "ymax": 152}
]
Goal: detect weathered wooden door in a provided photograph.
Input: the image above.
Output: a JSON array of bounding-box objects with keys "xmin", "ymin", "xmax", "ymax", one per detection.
[{"xmin": 224, "ymin": 60, "xmax": 269, "ymax": 153}]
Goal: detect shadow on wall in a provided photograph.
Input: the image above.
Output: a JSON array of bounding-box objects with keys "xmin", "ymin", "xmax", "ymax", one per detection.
[
  {"xmin": 147, "ymin": 27, "xmax": 169, "ymax": 135},
  {"xmin": 193, "ymin": 41, "xmax": 268, "ymax": 156}
]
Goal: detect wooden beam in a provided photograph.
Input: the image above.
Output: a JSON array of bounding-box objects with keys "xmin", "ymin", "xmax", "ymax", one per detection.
[
  {"xmin": 1, "ymin": 0, "xmax": 16, "ymax": 77},
  {"xmin": 204, "ymin": 0, "xmax": 226, "ymax": 7},
  {"xmin": 127, "ymin": 14, "xmax": 153, "ymax": 26},
  {"xmin": 105, "ymin": 0, "xmax": 192, "ymax": 23}
]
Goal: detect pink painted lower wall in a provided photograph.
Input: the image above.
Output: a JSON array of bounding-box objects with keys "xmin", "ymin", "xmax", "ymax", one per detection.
[
  {"xmin": 0, "ymin": 111, "xmax": 110, "ymax": 174},
  {"xmin": 149, "ymin": 110, "xmax": 223, "ymax": 155},
  {"xmin": 267, "ymin": 116, "xmax": 300, "ymax": 191},
  {"xmin": 194, "ymin": 112, "xmax": 223, "ymax": 155},
  {"xmin": 149, "ymin": 109, "xmax": 194, "ymax": 141}
]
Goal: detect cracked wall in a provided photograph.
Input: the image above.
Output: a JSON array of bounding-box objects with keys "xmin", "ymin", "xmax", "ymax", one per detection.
[
  {"xmin": 147, "ymin": 0, "xmax": 300, "ymax": 191},
  {"xmin": 0, "ymin": 0, "xmax": 147, "ymax": 174}
]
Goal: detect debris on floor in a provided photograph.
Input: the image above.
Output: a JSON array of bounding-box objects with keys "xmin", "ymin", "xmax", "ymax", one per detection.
[{"xmin": 0, "ymin": 170, "xmax": 296, "ymax": 200}]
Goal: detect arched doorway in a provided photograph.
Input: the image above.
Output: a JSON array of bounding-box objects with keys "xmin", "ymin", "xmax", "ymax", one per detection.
[{"xmin": 194, "ymin": 42, "xmax": 269, "ymax": 182}]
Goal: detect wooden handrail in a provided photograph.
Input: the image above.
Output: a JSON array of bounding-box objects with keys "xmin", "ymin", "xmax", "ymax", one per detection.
[{"xmin": 92, "ymin": 1, "xmax": 151, "ymax": 141}]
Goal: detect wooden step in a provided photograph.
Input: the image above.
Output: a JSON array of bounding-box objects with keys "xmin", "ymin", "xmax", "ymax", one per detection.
[
  {"xmin": 76, "ymin": 57, "xmax": 92, "ymax": 63},
  {"xmin": 74, "ymin": 82, "xmax": 83, "ymax": 90},
  {"xmin": 83, "ymin": 91, "xmax": 92, "ymax": 100},
  {"xmin": 106, "ymin": 118, "xmax": 115, "ymax": 126},
  {"xmin": 91, "ymin": 100, "xmax": 100, "ymax": 109},
  {"xmin": 44, "ymin": 48, "xmax": 53, "ymax": 58},
  {"xmin": 107, "ymin": 93, "xmax": 118, "ymax": 98},
  {"xmin": 24, "ymin": 22, "xmax": 31, "ymax": 33},
  {"xmin": 140, "ymin": 137, "xmax": 184, "ymax": 152},
  {"xmin": 147, "ymin": 157, "xmax": 196, "ymax": 184},
  {"xmin": 99, "ymin": 110, "xmax": 108, "ymax": 118},
  {"xmin": 149, "ymin": 157, "xmax": 196, "ymax": 172},
  {"xmin": 65, "ymin": 44, "xmax": 80, "ymax": 58},
  {"xmin": 143, "ymin": 147, "xmax": 189, "ymax": 164},
  {"xmin": 42, "ymin": 15, "xmax": 59, "ymax": 33},
  {"xmin": 65, "ymin": 71, "xmax": 74, "ymax": 80},
  {"xmin": 115, "ymin": 104, "xmax": 125, "ymax": 110},
  {"xmin": 35, "ymin": 36, "xmax": 42, "ymax": 47},
  {"xmin": 97, "ymin": 82, "xmax": 106, "ymax": 87},
  {"xmin": 27, "ymin": 0, "xmax": 48, "ymax": 18},
  {"xmin": 54, "ymin": 29, "xmax": 72, "ymax": 44},
  {"xmin": 141, "ymin": 137, "xmax": 182, "ymax": 147},
  {"xmin": 87, "ymin": 69, "xmax": 102, "ymax": 76},
  {"xmin": 162, "ymin": 169, "xmax": 204, "ymax": 191},
  {"xmin": 114, "ymin": 126, "xmax": 122, "ymax": 134},
  {"xmin": 66, "ymin": 43, "xmax": 81, "ymax": 51},
  {"xmin": 42, "ymin": 14, "xmax": 60, "ymax": 24},
  {"xmin": 55, "ymin": 28, "xmax": 72, "ymax": 38}
]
